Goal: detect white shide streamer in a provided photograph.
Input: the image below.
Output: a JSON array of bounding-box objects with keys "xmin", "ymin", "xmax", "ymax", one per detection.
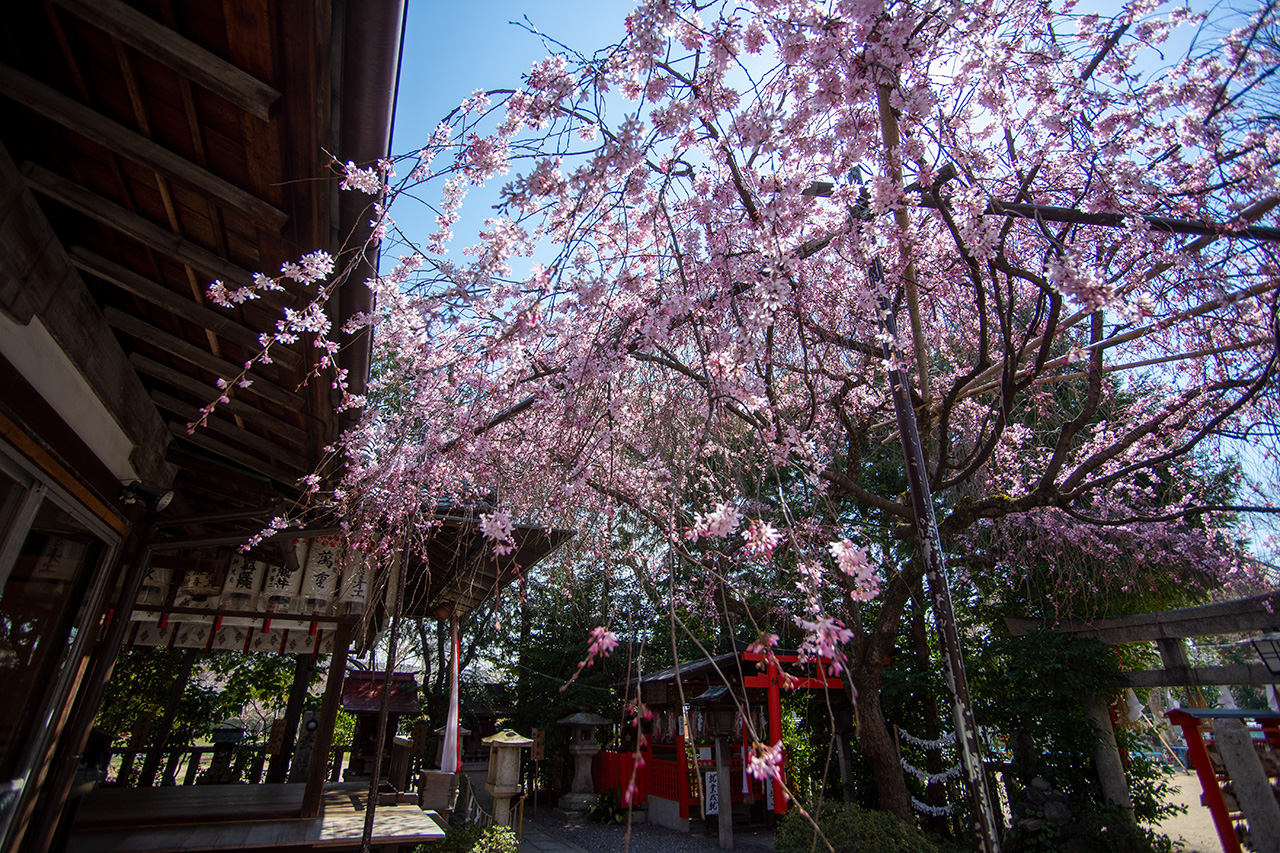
[
  {"xmin": 899, "ymin": 729, "xmax": 957, "ymax": 750},
  {"xmin": 901, "ymin": 757, "xmax": 963, "ymax": 785},
  {"xmin": 912, "ymin": 796, "xmax": 957, "ymax": 817}
]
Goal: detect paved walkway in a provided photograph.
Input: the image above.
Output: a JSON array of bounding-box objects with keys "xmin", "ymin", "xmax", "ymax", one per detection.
[{"xmin": 518, "ymin": 821, "xmax": 592, "ymax": 853}]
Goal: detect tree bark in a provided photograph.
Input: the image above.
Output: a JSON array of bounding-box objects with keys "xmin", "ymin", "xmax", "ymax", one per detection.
[{"xmin": 851, "ymin": 660, "xmax": 912, "ymax": 819}]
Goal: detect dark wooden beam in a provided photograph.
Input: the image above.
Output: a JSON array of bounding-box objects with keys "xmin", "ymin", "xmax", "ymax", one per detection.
[
  {"xmin": 150, "ymin": 389, "xmax": 310, "ymax": 473},
  {"xmin": 70, "ymin": 246, "xmax": 302, "ymax": 372},
  {"xmin": 1004, "ymin": 592, "xmax": 1280, "ymax": 643},
  {"xmin": 165, "ymin": 447, "xmax": 279, "ymax": 504},
  {"xmin": 130, "ymin": 353, "xmax": 310, "ymax": 446},
  {"xmin": 167, "ymin": 422, "xmax": 301, "ymax": 487},
  {"xmin": 0, "ymin": 143, "xmax": 172, "ymax": 485},
  {"xmin": 22, "ymin": 162, "xmax": 280, "ymax": 300},
  {"xmin": 50, "ymin": 0, "xmax": 282, "ymax": 122},
  {"xmin": 0, "ymin": 64, "xmax": 286, "ymax": 229},
  {"xmin": 302, "ymin": 623, "xmax": 352, "ymax": 819},
  {"xmin": 105, "ymin": 305, "xmax": 304, "ymax": 410}
]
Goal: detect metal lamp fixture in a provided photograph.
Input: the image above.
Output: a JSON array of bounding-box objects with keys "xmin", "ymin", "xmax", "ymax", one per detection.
[
  {"xmin": 1251, "ymin": 631, "xmax": 1280, "ymax": 676},
  {"xmin": 119, "ymin": 481, "xmax": 174, "ymax": 512}
]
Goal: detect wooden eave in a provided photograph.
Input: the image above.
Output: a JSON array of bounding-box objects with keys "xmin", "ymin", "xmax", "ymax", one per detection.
[{"xmin": 0, "ymin": 0, "xmax": 386, "ymax": 522}]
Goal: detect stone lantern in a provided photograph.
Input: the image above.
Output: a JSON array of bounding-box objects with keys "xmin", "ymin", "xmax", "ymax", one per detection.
[
  {"xmin": 483, "ymin": 729, "xmax": 532, "ymax": 827},
  {"xmin": 556, "ymin": 711, "xmax": 611, "ymax": 821}
]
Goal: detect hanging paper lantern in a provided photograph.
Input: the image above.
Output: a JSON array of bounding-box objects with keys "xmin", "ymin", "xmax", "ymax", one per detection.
[
  {"xmin": 298, "ymin": 535, "xmax": 343, "ymax": 612},
  {"xmin": 336, "ymin": 553, "xmax": 368, "ymax": 615}
]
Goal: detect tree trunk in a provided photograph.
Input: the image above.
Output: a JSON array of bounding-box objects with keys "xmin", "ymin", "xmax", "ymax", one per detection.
[{"xmin": 851, "ymin": 661, "xmax": 912, "ymax": 820}]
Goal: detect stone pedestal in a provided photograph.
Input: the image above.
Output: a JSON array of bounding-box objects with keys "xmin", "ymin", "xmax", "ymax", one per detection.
[{"xmin": 555, "ymin": 711, "xmax": 611, "ymax": 822}]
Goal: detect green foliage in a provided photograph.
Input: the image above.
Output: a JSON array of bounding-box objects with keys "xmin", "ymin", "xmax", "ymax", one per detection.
[
  {"xmin": 776, "ymin": 804, "xmax": 940, "ymax": 853},
  {"xmin": 587, "ymin": 790, "xmax": 627, "ymax": 824},
  {"xmin": 97, "ymin": 648, "xmax": 230, "ymax": 745},
  {"xmin": 970, "ymin": 629, "xmax": 1124, "ymax": 804},
  {"xmin": 418, "ymin": 822, "xmax": 517, "ymax": 853},
  {"xmin": 1004, "ymin": 805, "xmax": 1174, "ymax": 853},
  {"xmin": 1114, "ymin": 734, "xmax": 1185, "ymax": 829},
  {"xmin": 473, "ymin": 826, "xmax": 519, "ymax": 853},
  {"xmin": 969, "ymin": 631, "xmax": 1180, "ymax": 851},
  {"xmin": 98, "ymin": 648, "xmax": 326, "ymax": 749}
]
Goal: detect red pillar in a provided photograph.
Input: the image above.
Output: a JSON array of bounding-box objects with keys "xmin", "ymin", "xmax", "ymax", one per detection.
[
  {"xmin": 675, "ymin": 723, "xmax": 690, "ymax": 819},
  {"xmin": 767, "ymin": 658, "xmax": 785, "ymax": 814},
  {"xmin": 1169, "ymin": 711, "xmax": 1241, "ymax": 853}
]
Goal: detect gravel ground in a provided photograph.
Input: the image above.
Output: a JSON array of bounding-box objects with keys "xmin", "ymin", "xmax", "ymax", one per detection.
[{"xmin": 525, "ymin": 812, "xmax": 774, "ymax": 853}]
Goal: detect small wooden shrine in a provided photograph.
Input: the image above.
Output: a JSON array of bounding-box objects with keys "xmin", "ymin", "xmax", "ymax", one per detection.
[
  {"xmin": 341, "ymin": 671, "xmax": 421, "ymax": 783},
  {"xmin": 612, "ymin": 647, "xmax": 848, "ymax": 834}
]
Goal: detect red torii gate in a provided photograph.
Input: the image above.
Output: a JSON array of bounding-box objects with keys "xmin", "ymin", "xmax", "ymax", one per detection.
[
  {"xmin": 609, "ymin": 647, "xmax": 846, "ymax": 833},
  {"xmin": 742, "ymin": 648, "xmax": 846, "ymax": 814}
]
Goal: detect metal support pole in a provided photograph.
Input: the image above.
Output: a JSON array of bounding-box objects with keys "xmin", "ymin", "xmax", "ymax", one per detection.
[{"xmin": 872, "ymin": 258, "xmax": 1001, "ymax": 853}]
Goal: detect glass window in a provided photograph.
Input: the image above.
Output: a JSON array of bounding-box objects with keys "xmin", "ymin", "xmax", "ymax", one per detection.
[{"xmin": 0, "ymin": 498, "xmax": 106, "ymax": 781}]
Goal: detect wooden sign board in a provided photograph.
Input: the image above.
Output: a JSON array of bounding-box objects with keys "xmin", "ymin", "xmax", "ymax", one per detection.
[
  {"xmin": 411, "ymin": 721, "xmax": 429, "ymax": 756},
  {"xmin": 266, "ymin": 718, "xmax": 287, "ymax": 755},
  {"xmin": 127, "ymin": 712, "xmax": 154, "ymax": 751},
  {"xmin": 531, "ymin": 727, "xmax": 545, "ymax": 761}
]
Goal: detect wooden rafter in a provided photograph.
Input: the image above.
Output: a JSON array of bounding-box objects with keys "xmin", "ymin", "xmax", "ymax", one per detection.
[
  {"xmin": 167, "ymin": 422, "xmax": 301, "ymax": 486},
  {"xmin": 69, "ymin": 247, "xmax": 302, "ymax": 372},
  {"xmin": 51, "ymin": 0, "xmax": 280, "ymax": 121},
  {"xmin": 0, "ymin": 63, "xmax": 286, "ymax": 230},
  {"xmin": 49, "ymin": 0, "xmax": 282, "ymax": 122},
  {"xmin": 150, "ymin": 390, "xmax": 310, "ymax": 472},
  {"xmin": 103, "ymin": 306, "xmax": 304, "ymax": 409},
  {"xmin": 22, "ymin": 162, "xmax": 282, "ymax": 299},
  {"xmin": 129, "ymin": 353, "xmax": 310, "ymax": 447}
]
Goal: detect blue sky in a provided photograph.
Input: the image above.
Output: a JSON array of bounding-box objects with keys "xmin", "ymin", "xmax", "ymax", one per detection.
[
  {"xmin": 385, "ymin": 0, "xmax": 632, "ymax": 257},
  {"xmin": 390, "ymin": 0, "xmax": 631, "ymax": 155}
]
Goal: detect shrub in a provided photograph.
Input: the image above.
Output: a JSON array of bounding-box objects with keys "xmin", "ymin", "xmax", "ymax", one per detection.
[
  {"xmin": 1004, "ymin": 805, "xmax": 1174, "ymax": 853},
  {"xmin": 776, "ymin": 803, "xmax": 940, "ymax": 853},
  {"xmin": 415, "ymin": 821, "xmax": 516, "ymax": 853},
  {"xmin": 587, "ymin": 791, "xmax": 627, "ymax": 824},
  {"xmin": 473, "ymin": 826, "xmax": 518, "ymax": 853}
]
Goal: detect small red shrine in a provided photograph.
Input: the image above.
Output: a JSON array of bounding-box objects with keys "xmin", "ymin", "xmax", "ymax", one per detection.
[{"xmin": 598, "ymin": 647, "xmax": 848, "ymax": 833}]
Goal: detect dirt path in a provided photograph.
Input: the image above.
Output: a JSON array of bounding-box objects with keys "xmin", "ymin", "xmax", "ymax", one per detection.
[{"xmin": 1156, "ymin": 771, "xmax": 1224, "ymax": 853}]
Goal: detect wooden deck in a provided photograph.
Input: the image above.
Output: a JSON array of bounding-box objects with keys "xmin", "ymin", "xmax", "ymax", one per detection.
[{"xmin": 68, "ymin": 783, "xmax": 445, "ymax": 851}]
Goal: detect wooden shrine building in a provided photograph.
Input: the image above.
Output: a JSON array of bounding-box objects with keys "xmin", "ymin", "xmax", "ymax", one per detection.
[
  {"xmin": 0, "ymin": 1, "xmax": 576, "ymax": 851},
  {"xmin": 613, "ymin": 647, "xmax": 847, "ymax": 835}
]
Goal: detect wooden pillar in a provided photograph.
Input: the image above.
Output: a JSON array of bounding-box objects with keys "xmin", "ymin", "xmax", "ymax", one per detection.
[
  {"xmin": 675, "ymin": 722, "xmax": 690, "ymax": 820},
  {"xmin": 1171, "ymin": 712, "xmax": 1242, "ymax": 853},
  {"xmin": 714, "ymin": 736, "xmax": 733, "ymax": 849},
  {"xmin": 302, "ymin": 623, "xmax": 352, "ymax": 819},
  {"xmin": 766, "ymin": 658, "xmax": 785, "ymax": 814},
  {"xmin": 1080, "ymin": 694, "xmax": 1133, "ymax": 819},
  {"xmin": 836, "ymin": 732, "xmax": 854, "ymax": 804},
  {"xmin": 267, "ymin": 653, "xmax": 315, "ymax": 783}
]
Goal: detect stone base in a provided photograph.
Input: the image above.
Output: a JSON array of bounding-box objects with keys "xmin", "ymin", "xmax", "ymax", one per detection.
[
  {"xmin": 647, "ymin": 795, "xmax": 690, "ymax": 833},
  {"xmin": 555, "ymin": 792, "xmax": 595, "ymax": 824}
]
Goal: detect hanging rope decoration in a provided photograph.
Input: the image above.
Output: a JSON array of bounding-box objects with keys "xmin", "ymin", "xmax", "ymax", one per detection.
[
  {"xmin": 900, "ymin": 729, "xmax": 956, "ymax": 750},
  {"xmin": 899, "ymin": 728, "xmax": 961, "ymax": 817},
  {"xmin": 901, "ymin": 759, "xmax": 963, "ymax": 785},
  {"xmin": 912, "ymin": 796, "xmax": 957, "ymax": 817}
]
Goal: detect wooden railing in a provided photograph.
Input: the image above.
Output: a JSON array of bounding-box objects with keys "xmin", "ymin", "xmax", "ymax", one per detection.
[{"xmin": 104, "ymin": 744, "xmax": 439, "ymax": 788}]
